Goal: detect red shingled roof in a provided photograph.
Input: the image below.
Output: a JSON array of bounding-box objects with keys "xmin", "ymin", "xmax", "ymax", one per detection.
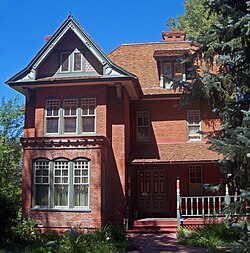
[
  {"xmin": 131, "ymin": 143, "xmax": 222, "ymax": 164},
  {"xmin": 108, "ymin": 42, "xmax": 191, "ymax": 96}
]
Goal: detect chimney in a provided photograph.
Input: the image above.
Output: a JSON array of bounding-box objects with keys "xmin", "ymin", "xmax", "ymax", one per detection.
[
  {"xmin": 162, "ymin": 31, "xmax": 186, "ymax": 42},
  {"xmin": 45, "ymin": 35, "xmax": 52, "ymax": 42}
]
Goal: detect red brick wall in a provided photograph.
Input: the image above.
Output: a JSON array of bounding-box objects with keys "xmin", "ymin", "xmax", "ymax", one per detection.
[
  {"xmin": 22, "ymin": 145, "xmax": 105, "ymax": 229},
  {"xmin": 23, "ymin": 85, "xmax": 107, "ymax": 137}
]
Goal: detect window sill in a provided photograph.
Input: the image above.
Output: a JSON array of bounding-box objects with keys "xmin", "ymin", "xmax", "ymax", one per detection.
[{"xmin": 31, "ymin": 208, "xmax": 91, "ymax": 212}]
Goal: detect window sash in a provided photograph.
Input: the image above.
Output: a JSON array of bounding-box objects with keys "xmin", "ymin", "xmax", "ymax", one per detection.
[
  {"xmin": 136, "ymin": 111, "xmax": 150, "ymax": 142},
  {"xmin": 81, "ymin": 98, "xmax": 96, "ymax": 133},
  {"xmin": 46, "ymin": 100, "xmax": 60, "ymax": 134},
  {"xmin": 73, "ymin": 161, "xmax": 90, "ymax": 207},
  {"xmin": 73, "ymin": 52, "xmax": 82, "ymax": 72},
  {"xmin": 187, "ymin": 110, "xmax": 201, "ymax": 141},
  {"xmin": 63, "ymin": 99, "xmax": 77, "ymax": 133}
]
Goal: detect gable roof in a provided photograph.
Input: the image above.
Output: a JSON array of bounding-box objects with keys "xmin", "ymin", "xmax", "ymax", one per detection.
[
  {"xmin": 6, "ymin": 15, "xmax": 142, "ymax": 99},
  {"xmin": 108, "ymin": 41, "xmax": 191, "ymax": 96}
]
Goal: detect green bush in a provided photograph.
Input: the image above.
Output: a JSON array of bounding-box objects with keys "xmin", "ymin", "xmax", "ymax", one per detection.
[
  {"xmin": 177, "ymin": 223, "xmax": 243, "ymax": 250},
  {"xmin": 0, "ymin": 189, "xmax": 20, "ymax": 240}
]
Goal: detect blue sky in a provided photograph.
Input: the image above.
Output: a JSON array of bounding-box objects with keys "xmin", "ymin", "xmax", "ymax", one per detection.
[{"xmin": 0, "ymin": 0, "xmax": 185, "ymax": 102}]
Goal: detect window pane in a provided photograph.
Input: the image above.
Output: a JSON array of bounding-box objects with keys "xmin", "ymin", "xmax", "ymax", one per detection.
[
  {"xmin": 61, "ymin": 53, "xmax": 69, "ymax": 72},
  {"xmin": 47, "ymin": 118, "xmax": 59, "ymax": 133},
  {"xmin": 54, "ymin": 185, "xmax": 68, "ymax": 206},
  {"xmin": 82, "ymin": 117, "xmax": 95, "ymax": 132},
  {"xmin": 46, "ymin": 100, "xmax": 60, "ymax": 116},
  {"xmin": 163, "ymin": 63, "xmax": 172, "ymax": 77},
  {"xmin": 64, "ymin": 118, "xmax": 76, "ymax": 133},
  {"xmin": 138, "ymin": 127, "xmax": 150, "ymax": 141},
  {"xmin": 35, "ymin": 185, "xmax": 49, "ymax": 206},
  {"xmin": 74, "ymin": 185, "xmax": 89, "ymax": 207},
  {"xmin": 74, "ymin": 52, "xmax": 82, "ymax": 71}
]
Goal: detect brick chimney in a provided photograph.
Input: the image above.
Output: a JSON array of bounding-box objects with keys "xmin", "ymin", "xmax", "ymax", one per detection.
[{"xmin": 162, "ymin": 31, "xmax": 186, "ymax": 41}]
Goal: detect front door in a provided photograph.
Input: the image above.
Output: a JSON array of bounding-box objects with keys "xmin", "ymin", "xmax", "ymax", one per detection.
[{"xmin": 137, "ymin": 169, "xmax": 167, "ymax": 215}]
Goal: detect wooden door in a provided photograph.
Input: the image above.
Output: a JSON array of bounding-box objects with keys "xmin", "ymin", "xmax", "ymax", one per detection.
[{"xmin": 138, "ymin": 169, "xmax": 166, "ymax": 214}]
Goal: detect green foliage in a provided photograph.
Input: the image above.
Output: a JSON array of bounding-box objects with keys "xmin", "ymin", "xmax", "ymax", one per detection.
[
  {"xmin": 0, "ymin": 96, "xmax": 24, "ymax": 188},
  {"xmin": 0, "ymin": 189, "xmax": 20, "ymax": 240},
  {"xmin": 178, "ymin": 223, "xmax": 242, "ymax": 250},
  {"xmin": 11, "ymin": 212, "xmax": 39, "ymax": 241},
  {"xmin": 171, "ymin": 1, "xmax": 250, "ymax": 249},
  {"xmin": 167, "ymin": 0, "xmax": 217, "ymax": 40}
]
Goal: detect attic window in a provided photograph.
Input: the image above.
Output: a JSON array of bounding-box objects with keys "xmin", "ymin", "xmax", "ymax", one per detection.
[
  {"xmin": 59, "ymin": 50, "xmax": 85, "ymax": 73},
  {"xmin": 73, "ymin": 52, "xmax": 82, "ymax": 71}
]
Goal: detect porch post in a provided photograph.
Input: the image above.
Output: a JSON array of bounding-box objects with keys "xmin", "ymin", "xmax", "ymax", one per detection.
[
  {"xmin": 177, "ymin": 179, "xmax": 181, "ymax": 230},
  {"xmin": 225, "ymin": 184, "xmax": 230, "ymax": 205}
]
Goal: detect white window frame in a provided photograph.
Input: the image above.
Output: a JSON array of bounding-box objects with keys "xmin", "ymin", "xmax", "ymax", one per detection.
[
  {"xmin": 60, "ymin": 52, "xmax": 70, "ymax": 72},
  {"xmin": 136, "ymin": 111, "xmax": 150, "ymax": 142},
  {"xmin": 45, "ymin": 99, "xmax": 60, "ymax": 134},
  {"xmin": 33, "ymin": 159, "xmax": 91, "ymax": 210},
  {"xmin": 63, "ymin": 99, "xmax": 78, "ymax": 134},
  {"xmin": 189, "ymin": 165, "xmax": 203, "ymax": 195},
  {"xmin": 187, "ymin": 110, "xmax": 202, "ymax": 141},
  {"xmin": 81, "ymin": 98, "xmax": 96, "ymax": 134}
]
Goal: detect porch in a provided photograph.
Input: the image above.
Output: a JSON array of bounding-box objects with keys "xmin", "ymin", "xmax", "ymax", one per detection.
[{"xmin": 129, "ymin": 182, "xmax": 238, "ymax": 233}]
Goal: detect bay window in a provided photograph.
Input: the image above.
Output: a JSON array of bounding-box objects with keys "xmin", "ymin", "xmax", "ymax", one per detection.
[{"xmin": 33, "ymin": 158, "xmax": 90, "ymax": 209}]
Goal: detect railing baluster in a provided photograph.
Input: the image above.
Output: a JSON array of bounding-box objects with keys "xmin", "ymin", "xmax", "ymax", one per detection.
[{"xmin": 179, "ymin": 195, "xmax": 235, "ymax": 217}]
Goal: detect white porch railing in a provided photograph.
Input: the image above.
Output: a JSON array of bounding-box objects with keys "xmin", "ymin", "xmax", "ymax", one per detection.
[{"xmin": 176, "ymin": 179, "xmax": 240, "ymax": 229}]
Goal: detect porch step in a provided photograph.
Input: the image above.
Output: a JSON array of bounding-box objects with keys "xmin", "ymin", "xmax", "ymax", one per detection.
[{"xmin": 129, "ymin": 218, "xmax": 178, "ymax": 233}]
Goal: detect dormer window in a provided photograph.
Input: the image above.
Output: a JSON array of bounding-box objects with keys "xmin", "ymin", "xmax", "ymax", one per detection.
[{"xmin": 161, "ymin": 62, "xmax": 185, "ymax": 89}]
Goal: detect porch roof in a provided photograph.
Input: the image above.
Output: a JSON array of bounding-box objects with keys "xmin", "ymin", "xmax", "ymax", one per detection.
[{"xmin": 131, "ymin": 143, "xmax": 223, "ymax": 164}]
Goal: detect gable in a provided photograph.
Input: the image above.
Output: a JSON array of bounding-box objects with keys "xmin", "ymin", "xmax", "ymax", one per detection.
[
  {"xmin": 6, "ymin": 15, "xmax": 137, "ymax": 87},
  {"xmin": 37, "ymin": 29, "xmax": 102, "ymax": 79}
]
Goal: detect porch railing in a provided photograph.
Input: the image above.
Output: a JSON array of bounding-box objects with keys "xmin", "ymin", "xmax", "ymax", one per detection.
[{"xmin": 176, "ymin": 180, "xmax": 240, "ymax": 229}]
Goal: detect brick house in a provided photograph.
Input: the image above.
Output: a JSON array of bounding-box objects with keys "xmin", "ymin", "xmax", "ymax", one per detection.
[{"xmin": 6, "ymin": 16, "xmax": 224, "ymax": 231}]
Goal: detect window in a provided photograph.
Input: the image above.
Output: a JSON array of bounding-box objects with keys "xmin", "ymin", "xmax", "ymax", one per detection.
[
  {"xmin": 46, "ymin": 100, "xmax": 60, "ymax": 134},
  {"xmin": 136, "ymin": 111, "xmax": 150, "ymax": 142},
  {"xmin": 161, "ymin": 62, "xmax": 185, "ymax": 88},
  {"xmin": 45, "ymin": 98, "xmax": 96, "ymax": 135},
  {"xmin": 63, "ymin": 99, "xmax": 77, "ymax": 133},
  {"xmin": 33, "ymin": 159, "xmax": 90, "ymax": 209},
  {"xmin": 81, "ymin": 98, "xmax": 96, "ymax": 133},
  {"xmin": 73, "ymin": 52, "xmax": 82, "ymax": 71},
  {"xmin": 187, "ymin": 110, "xmax": 201, "ymax": 141},
  {"xmin": 60, "ymin": 52, "xmax": 70, "ymax": 72},
  {"xmin": 189, "ymin": 165, "xmax": 203, "ymax": 195},
  {"xmin": 60, "ymin": 50, "xmax": 84, "ymax": 73}
]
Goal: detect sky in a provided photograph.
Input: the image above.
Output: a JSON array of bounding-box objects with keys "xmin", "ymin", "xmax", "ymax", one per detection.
[{"xmin": 0, "ymin": 0, "xmax": 185, "ymax": 103}]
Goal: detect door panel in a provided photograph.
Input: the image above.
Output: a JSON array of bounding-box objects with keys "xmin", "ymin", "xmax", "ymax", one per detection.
[{"xmin": 138, "ymin": 169, "xmax": 166, "ymax": 213}]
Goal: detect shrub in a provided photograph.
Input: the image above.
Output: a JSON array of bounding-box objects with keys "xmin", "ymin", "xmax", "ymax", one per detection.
[{"xmin": 0, "ymin": 189, "xmax": 20, "ymax": 240}]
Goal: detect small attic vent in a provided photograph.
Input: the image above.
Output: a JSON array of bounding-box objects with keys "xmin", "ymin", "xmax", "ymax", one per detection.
[{"xmin": 162, "ymin": 31, "xmax": 186, "ymax": 41}]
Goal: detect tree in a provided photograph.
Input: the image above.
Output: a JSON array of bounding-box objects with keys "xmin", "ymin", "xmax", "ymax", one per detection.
[
  {"xmin": 0, "ymin": 96, "xmax": 24, "ymax": 189},
  {"xmin": 170, "ymin": 0, "xmax": 250, "ymax": 247},
  {"xmin": 167, "ymin": 0, "xmax": 217, "ymax": 40}
]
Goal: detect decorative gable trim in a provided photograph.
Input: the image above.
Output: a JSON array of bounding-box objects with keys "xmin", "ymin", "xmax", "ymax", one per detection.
[{"xmin": 6, "ymin": 15, "xmax": 136, "ymax": 85}]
